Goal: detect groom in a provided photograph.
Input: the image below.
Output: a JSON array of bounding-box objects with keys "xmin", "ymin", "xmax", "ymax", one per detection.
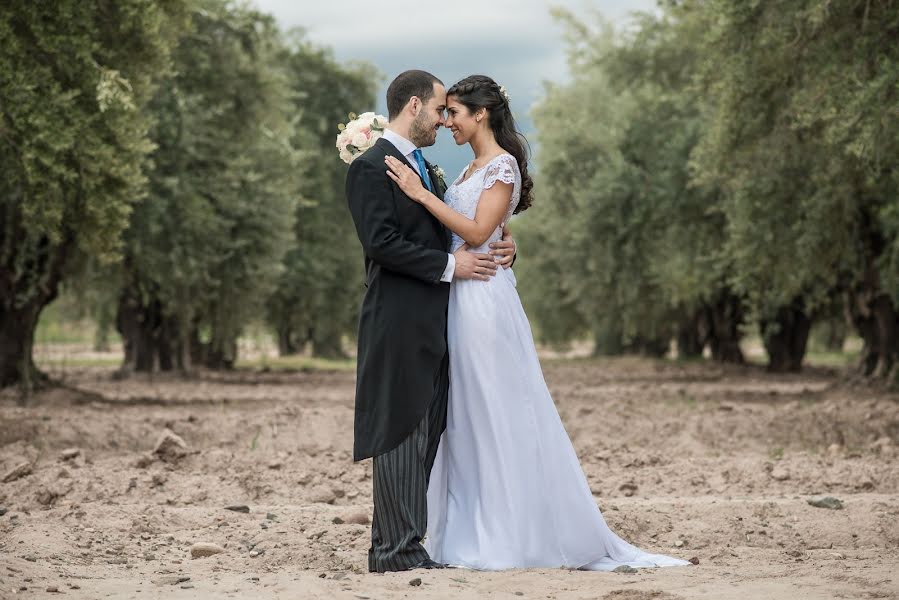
[{"xmin": 345, "ymin": 69, "xmax": 516, "ymax": 572}]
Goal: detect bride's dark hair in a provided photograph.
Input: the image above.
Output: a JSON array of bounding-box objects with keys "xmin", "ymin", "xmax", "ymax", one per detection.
[{"xmin": 447, "ymin": 75, "xmax": 533, "ymax": 213}]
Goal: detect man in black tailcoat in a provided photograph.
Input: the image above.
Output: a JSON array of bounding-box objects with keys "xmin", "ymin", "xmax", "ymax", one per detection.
[{"xmin": 345, "ymin": 70, "xmax": 516, "ymax": 572}]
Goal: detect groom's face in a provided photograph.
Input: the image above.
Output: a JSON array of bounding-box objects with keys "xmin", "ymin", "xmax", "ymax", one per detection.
[{"xmin": 410, "ymin": 82, "xmax": 447, "ymax": 148}]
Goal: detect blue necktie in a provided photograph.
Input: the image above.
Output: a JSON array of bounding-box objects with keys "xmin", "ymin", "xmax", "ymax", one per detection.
[{"xmin": 412, "ymin": 149, "xmax": 433, "ymax": 193}]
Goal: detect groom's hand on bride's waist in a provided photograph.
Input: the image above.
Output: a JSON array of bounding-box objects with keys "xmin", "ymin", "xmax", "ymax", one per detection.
[
  {"xmin": 489, "ymin": 223, "xmax": 517, "ymax": 269},
  {"xmin": 453, "ymin": 245, "xmax": 498, "ymax": 281}
]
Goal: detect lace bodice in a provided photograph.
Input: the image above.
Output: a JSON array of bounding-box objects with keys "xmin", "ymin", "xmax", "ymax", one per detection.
[{"xmin": 444, "ymin": 153, "xmax": 521, "ymax": 252}]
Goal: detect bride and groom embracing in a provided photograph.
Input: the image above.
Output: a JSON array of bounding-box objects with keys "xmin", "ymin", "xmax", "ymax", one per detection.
[{"xmin": 345, "ymin": 69, "xmax": 690, "ymax": 573}]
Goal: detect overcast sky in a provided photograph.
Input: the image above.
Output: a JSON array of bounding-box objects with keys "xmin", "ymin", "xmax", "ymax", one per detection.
[{"xmin": 252, "ymin": 0, "xmax": 656, "ymax": 176}]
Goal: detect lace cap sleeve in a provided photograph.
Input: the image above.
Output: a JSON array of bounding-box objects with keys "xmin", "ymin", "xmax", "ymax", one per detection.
[{"xmin": 482, "ymin": 154, "xmax": 518, "ymax": 190}]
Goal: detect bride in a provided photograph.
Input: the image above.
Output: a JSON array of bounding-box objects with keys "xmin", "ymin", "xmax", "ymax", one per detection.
[{"xmin": 384, "ymin": 74, "xmax": 690, "ymax": 571}]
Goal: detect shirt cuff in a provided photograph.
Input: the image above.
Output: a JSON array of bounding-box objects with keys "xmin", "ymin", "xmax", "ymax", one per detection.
[{"xmin": 440, "ymin": 253, "xmax": 455, "ymax": 283}]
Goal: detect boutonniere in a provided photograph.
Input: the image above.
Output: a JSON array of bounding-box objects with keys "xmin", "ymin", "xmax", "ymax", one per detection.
[
  {"xmin": 432, "ymin": 164, "xmax": 448, "ymax": 197},
  {"xmin": 433, "ymin": 164, "xmax": 446, "ymax": 184}
]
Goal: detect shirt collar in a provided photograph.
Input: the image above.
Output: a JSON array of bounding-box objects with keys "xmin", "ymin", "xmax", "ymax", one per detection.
[{"xmin": 381, "ymin": 128, "xmax": 418, "ymax": 158}]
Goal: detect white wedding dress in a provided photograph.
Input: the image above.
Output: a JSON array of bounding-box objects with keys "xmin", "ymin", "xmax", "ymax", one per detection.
[{"xmin": 424, "ymin": 153, "xmax": 689, "ymax": 571}]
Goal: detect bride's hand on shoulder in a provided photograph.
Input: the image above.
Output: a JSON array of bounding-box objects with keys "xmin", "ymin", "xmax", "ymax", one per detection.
[{"xmin": 384, "ymin": 156, "xmax": 426, "ymax": 203}]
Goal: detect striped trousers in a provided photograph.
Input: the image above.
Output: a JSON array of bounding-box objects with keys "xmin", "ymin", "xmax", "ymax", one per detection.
[{"xmin": 368, "ymin": 353, "xmax": 448, "ymax": 572}]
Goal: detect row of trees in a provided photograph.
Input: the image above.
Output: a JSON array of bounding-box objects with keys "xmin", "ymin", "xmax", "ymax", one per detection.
[
  {"xmin": 519, "ymin": 0, "xmax": 898, "ymax": 378},
  {"xmin": 1, "ymin": 0, "xmax": 377, "ymax": 390},
  {"xmin": 4, "ymin": 1, "xmax": 895, "ymax": 391}
]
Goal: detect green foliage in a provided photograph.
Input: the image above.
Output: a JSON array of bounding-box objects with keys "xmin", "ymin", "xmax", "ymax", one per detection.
[
  {"xmin": 693, "ymin": 0, "xmax": 899, "ymax": 312},
  {"xmin": 692, "ymin": 0, "xmax": 899, "ymax": 374},
  {"xmin": 0, "ymin": 2, "xmax": 189, "ymax": 261},
  {"xmin": 267, "ymin": 38, "xmax": 379, "ymax": 357},
  {"xmin": 523, "ymin": 0, "xmax": 898, "ymax": 373},
  {"xmin": 119, "ymin": 1, "xmax": 300, "ymax": 365},
  {"xmin": 520, "ymin": 7, "xmax": 728, "ymax": 352},
  {"xmin": 0, "ymin": 0, "xmax": 189, "ymax": 388}
]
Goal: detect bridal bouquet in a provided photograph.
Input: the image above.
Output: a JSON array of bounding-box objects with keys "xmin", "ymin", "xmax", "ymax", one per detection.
[{"xmin": 336, "ymin": 112, "xmax": 387, "ymax": 164}]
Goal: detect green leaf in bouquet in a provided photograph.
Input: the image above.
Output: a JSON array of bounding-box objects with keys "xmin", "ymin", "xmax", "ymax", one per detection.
[
  {"xmin": 347, "ymin": 144, "xmax": 359, "ymax": 154},
  {"xmin": 371, "ymin": 118, "xmax": 384, "ymax": 131}
]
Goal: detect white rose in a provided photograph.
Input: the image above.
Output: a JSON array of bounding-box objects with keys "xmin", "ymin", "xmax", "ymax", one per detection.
[
  {"xmin": 335, "ymin": 112, "xmax": 389, "ymax": 163},
  {"xmin": 351, "ymin": 132, "xmax": 368, "ymax": 148}
]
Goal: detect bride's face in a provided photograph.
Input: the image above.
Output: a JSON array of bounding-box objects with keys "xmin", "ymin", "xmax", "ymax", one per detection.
[{"xmin": 445, "ymin": 97, "xmax": 484, "ymax": 146}]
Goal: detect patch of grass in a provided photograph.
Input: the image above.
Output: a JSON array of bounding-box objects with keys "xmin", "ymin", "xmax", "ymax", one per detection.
[
  {"xmin": 236, "ymin": 355, "xmax": 356, "ymax": 372},
  {"xmin": 34, "ymin": 357, "xmax": 122, "ymax": 368},
  {"xmin": 34, "ymin": 309, "xmax": 97, "ymax": 344},
  {"xmin": 768, "ymin": 446, "xmax": 784, "ymax": 460},
  {"xmin": 804, "ymin": 349, "xmax": 860, "ymax": 368}
]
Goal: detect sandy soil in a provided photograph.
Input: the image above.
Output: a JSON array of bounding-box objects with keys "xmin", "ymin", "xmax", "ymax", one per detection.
[{"xmin": 1, "ymin": 357, "xmax": 898, "ymax": 599}]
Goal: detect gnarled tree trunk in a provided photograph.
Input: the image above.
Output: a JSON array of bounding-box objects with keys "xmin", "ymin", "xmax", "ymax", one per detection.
[
  {"xmin": 676, "ymin": 308, "xmax": 706, "ymax": 359},
  {"xmin": 0, "ymin": 208, "xmax": 69, "ymax": 397},
  {"xmin": 703, "ymin": 291, "xmax": 745, "ymax": 364},
  {"xmin": 277, "ymin": 324, "xmax": 300, "ymax": 356},
  {"xmin": 116, "ymin": 286, "xmax": 188, "ymax": 375},
  {"xmin": 592, "ymin": 318, "xmax": 626, "ymax": 357},
  {"xmin": 0, "ymin": 305, "xmax": 45, "ymax": 392},
  {"xmin": 761, "ymin": 301, "xmax": 811, "ymax": 372},
  {"xmin": 626, "ymin": 335, "xmax": 670, "ymax": 358},
  {"xmin": 845, "ymin": 212, "xmax": 899, "ymax": 380},
  {"xmin": 847, "ymin": 287, "xmax": 899, "ymax": 378}
]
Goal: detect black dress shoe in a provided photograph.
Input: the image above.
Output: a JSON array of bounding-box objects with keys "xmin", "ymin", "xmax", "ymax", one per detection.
[{"xmin": 409, "ymin": 558, "xmax": 446, "ymax": 570}]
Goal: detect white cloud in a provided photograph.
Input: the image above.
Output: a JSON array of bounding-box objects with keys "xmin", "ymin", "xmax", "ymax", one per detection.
[
  {"xmin": 251, "ymin": 0, "xmax": 656, "ymax": 176},
  {"xmin": 256, "ymin": 0, "xmax": 650, "ymax": 56}
]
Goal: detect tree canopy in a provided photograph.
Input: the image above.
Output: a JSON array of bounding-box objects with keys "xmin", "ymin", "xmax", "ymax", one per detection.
[
  {"xmin": 0, "ymin": 0, "xmax": 190, "ymax": 389},
  {"xmin": 519, "ymin": 0, "xmax": 898, "ymax": 376}
]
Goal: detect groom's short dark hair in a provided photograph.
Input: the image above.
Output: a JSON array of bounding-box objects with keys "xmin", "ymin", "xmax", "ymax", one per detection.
[{"xmin": 386, "ymin": 70, "xmax": 443, "ymax": 120}]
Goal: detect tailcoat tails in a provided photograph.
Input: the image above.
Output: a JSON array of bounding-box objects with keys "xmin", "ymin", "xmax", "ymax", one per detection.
[{"xmin": 345, "ymin": 137, "xmax": 450, "ymax": 462}]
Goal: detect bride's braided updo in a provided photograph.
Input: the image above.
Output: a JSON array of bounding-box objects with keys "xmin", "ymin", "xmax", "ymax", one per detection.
[{"xmin": 447, "ymin": 75, "xmax": 533, "ymax": 213}]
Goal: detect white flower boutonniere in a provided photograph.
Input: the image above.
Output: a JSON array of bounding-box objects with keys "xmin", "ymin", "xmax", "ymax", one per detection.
[{"xmin": 431, "ymin": 164, "xmax": 447, "ymax": 195}]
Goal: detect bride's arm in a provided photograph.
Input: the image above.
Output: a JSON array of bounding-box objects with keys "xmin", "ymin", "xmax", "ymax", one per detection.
[{"xmin": 385, "ymin": 156, "xmax": 511, "ymax": 248}]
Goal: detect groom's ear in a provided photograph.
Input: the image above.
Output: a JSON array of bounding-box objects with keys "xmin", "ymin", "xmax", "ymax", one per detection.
[{"xmin": 407, "ymin": 96, "xmax": 421, "ymax": 117}]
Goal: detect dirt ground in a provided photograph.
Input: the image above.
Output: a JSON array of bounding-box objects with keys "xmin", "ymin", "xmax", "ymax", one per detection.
[{"xmin": 1, "ymin": 357, "xmax": 898, "ymax": 599}]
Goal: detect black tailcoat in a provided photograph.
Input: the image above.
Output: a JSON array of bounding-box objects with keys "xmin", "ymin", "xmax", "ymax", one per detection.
[{"xmin": 346, "ymin": 137, "xmax": 450, "ymax": 461}]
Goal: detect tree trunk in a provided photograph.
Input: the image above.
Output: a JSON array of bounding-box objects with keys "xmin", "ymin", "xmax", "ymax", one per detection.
[
  {"xmin": 704, "ymin": 291, "xmax": 745, "ymax": 364},
  {"xmin": 204, "ymin": 336, "xmax": 237, "ymax": 370},
  {"xmin": 847, "ymin": 288, "xmax": 899, "ymax": 378},
  {"xmin": 844, "ymin": 209, "xmax": 899, "ymax": 379},
  {"xmin": 0, "ymin": 306, "xmax": 48, "ymax": 394},
  {"xmin": 92, "ymin": 298, "xmax": 115, "ymax": 352},
  {"xmin": 592, "ymin": 319, "xmax": 625, "ymax": 356},
  {"xmin": 676, "ymin": 309, "xmax": 706, "ymax": 359},
  {"xmin": 116, "ymin": 288, "xmax": 188, "ymax": 374},
  {"xmin": 0, "ymin": 214, "xmax": 68, "ymax": 396},
  {"xmin": 761, "ymin": 301, "xmax": 811, "ymax": 372},
  {"xmin": 627, "ymin": 335, "xmax": 670, "ymax": 358},
  {"xmin": 277, "ymin": 324, "xmax": 299, "ymax": 356},
  {"xmin": 312, "ymin": 333, "xmax": 346, "ymax": 359},
  {"xmin": 117, "ymin": 291, "xmax": 159, "ymax": 373}
]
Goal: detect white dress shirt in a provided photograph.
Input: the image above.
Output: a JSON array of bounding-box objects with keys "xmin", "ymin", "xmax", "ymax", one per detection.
[{"xmin": 381, "ymin": 128, "xmax": 455, "ymax": 283}]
